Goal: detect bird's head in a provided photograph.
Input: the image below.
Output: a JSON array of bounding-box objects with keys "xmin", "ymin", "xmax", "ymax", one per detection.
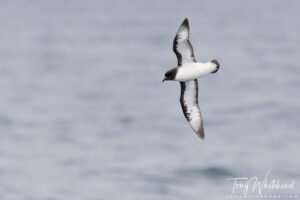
[{"xmin": 162, "ymin": 68, "xmax": 177, "ymax": 82}]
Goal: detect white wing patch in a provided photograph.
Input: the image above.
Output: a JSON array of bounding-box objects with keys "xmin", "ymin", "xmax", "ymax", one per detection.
[
  {"xmin": 173, "ymin": 18, "xmax": 196, "ymax": 66},
  {"xmin": 180, "ymin": 80, "xmax": 204, "ymax": 139}
]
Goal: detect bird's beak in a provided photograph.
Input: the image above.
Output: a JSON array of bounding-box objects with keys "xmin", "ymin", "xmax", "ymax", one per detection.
[{"xmin": 162, "ymin": 78, "xmax": 166, "ymax": 82}]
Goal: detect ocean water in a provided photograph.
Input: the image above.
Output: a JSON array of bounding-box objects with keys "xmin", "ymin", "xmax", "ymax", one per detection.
[{"xmin": 0, "ymin": 1, "xmax": 299, "ymax": 200}]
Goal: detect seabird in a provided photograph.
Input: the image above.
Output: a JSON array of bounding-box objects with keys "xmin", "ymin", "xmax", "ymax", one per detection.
[{"xmin": 162, "ymin": 18, "xmax": 220, "ymax": 139}]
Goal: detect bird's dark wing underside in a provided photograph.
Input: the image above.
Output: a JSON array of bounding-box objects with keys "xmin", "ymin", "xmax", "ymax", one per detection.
[
  {"xmin": 180, "ymin": 80, "xmax": 204, "ymax": 139},
  {"xmin": 173, "ymin": 18, "xmax": 196, "ymax": 66}
]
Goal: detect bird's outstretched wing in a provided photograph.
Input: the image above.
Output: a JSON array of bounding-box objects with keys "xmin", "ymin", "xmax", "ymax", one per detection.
[
  {"xmin": 180, "ymin": 80, "xmax": 204, "ymax": 139},
  {"xmin": 173, "ymin": 18, "xmax": 196, "ymax": 66}
]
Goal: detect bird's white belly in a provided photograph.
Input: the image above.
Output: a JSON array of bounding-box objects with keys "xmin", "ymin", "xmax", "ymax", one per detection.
[{"xmin": 175, "ymin": 62, "xmax": 215, "ymax": 81}]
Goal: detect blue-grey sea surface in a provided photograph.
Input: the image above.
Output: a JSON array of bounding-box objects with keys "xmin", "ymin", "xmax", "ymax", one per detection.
[{"xmin": 0, "ymin": 1, "xmax": 299, "ymax": 200}]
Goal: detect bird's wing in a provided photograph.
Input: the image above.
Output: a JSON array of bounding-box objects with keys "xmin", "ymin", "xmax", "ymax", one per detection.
[
  {"xmin": 173, "ymin": 18, "xmax": 196, "ymax": 66},
  {"xmin": 180, "ymin": 80, "xmax": 204, "ymax": 139}
]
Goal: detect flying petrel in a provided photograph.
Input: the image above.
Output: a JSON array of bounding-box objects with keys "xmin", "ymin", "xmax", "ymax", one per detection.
[{"xmin": 162, "ymin": 18, "xmax": 220, "ymax": 139}]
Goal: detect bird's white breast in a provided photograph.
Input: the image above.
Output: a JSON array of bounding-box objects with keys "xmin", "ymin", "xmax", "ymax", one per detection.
[{"xmin": 175, "ymin": 62, "xmax": 216, "ymax": 81}]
